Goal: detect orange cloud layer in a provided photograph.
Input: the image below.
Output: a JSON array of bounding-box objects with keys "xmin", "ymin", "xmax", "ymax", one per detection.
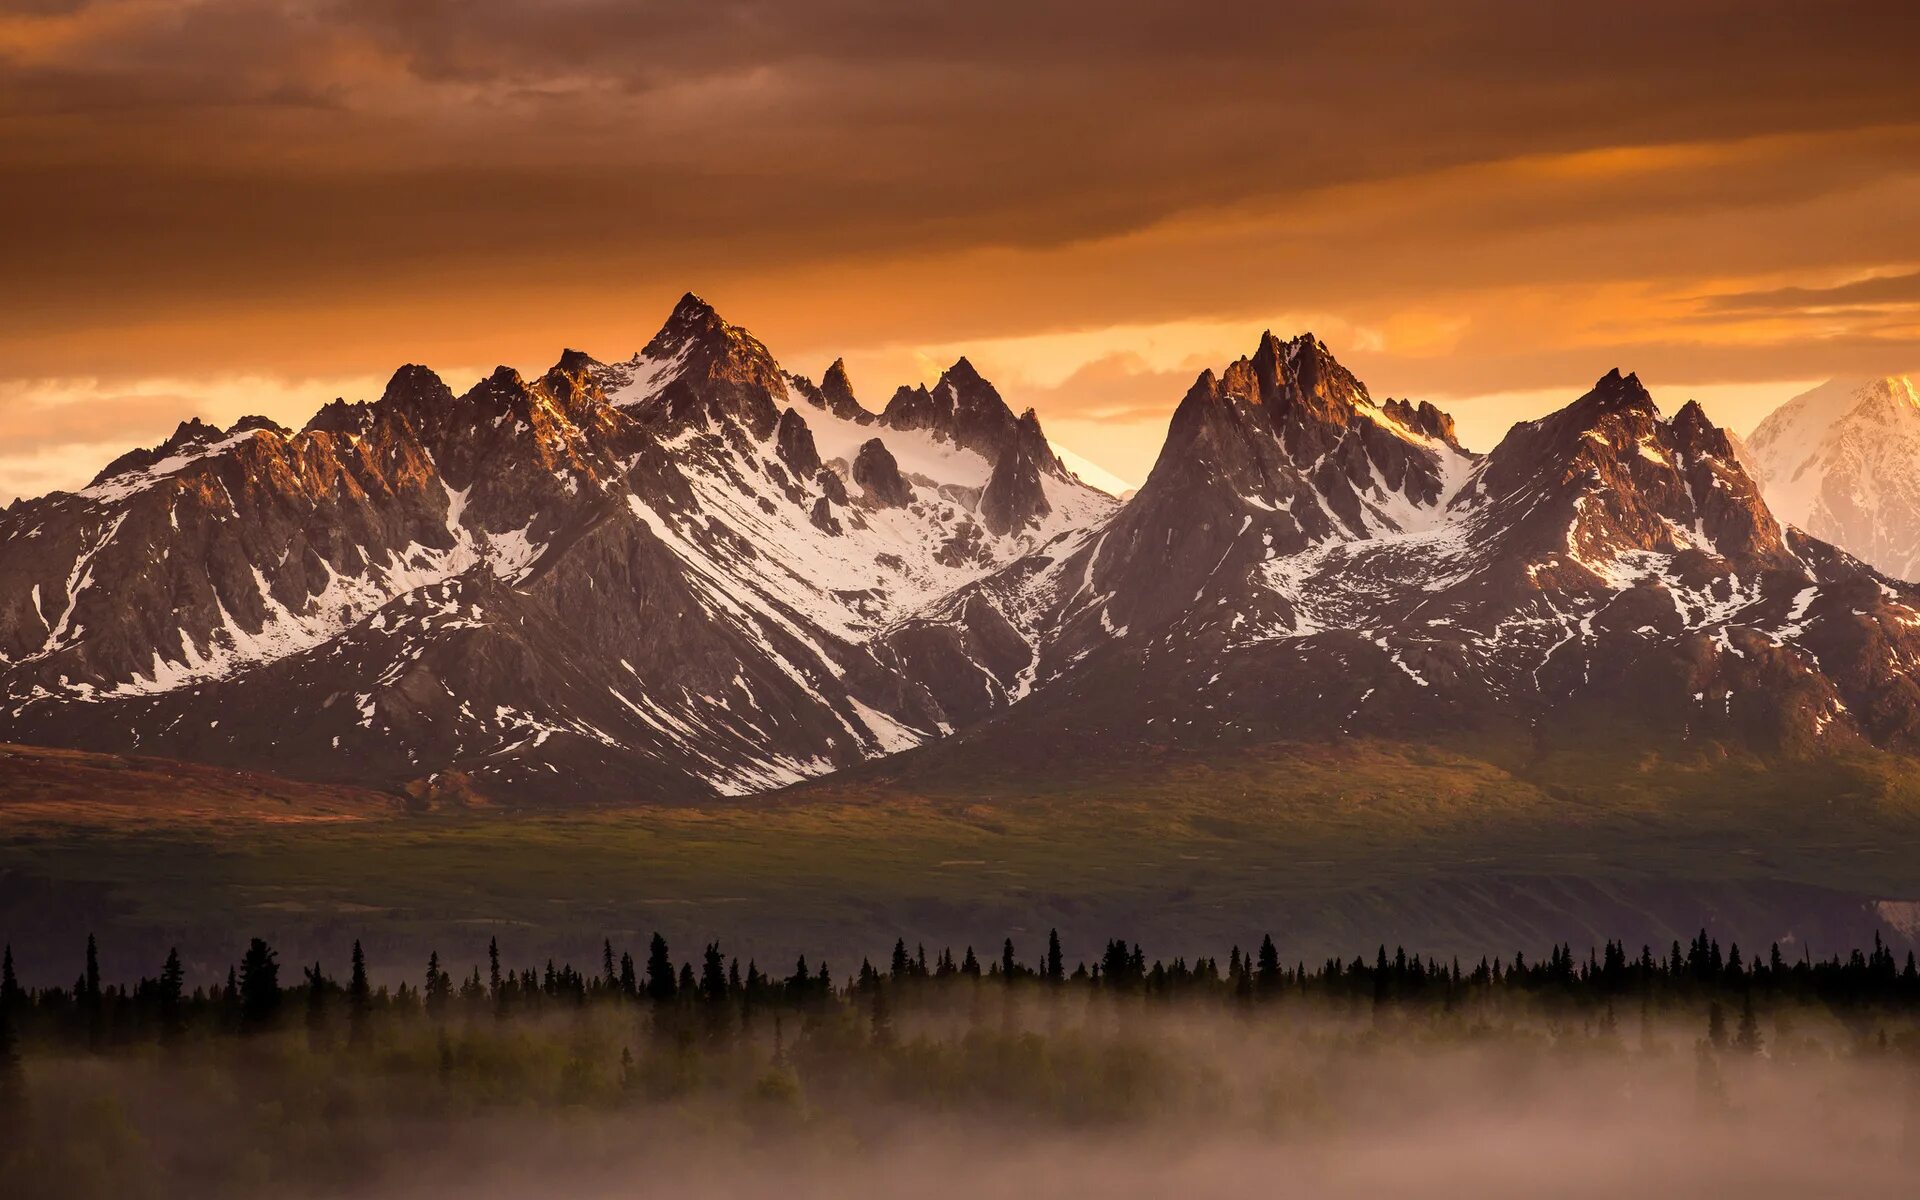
[{"xmin": 3, "ymin": 1, "xmax": 1918, "ymax": 499}]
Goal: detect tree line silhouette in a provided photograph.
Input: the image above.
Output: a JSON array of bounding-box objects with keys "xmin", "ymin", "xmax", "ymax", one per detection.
[{"xmin": 4, "ymin": 926, "xmax": 1918, "ymax": 1069}]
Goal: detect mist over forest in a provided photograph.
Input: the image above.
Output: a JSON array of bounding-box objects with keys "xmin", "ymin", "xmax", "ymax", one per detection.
[{"xmin": 5, "ymin": 928, "xmax": 1920, "ymax": 1199}]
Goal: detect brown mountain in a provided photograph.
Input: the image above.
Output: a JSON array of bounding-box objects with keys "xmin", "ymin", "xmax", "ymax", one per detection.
[{"xmin": 4, "ymin": 306, "xmax": 1919, "ymax": 802}]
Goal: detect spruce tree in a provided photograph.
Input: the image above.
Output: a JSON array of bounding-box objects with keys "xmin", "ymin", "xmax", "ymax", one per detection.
[
  {"xmin": 159, "ymin": 947, "xmax": 185, "ymax": 1042},
  {"xmin": 82, "ymin": 932, "xmax": 104, "ymax": 1048},
  {"xmin": 1706, "ymin": 1000, "xmax": 1728, "ymax": 1051},
  {"xmin": 0, "ymin": 945, "xmax": 17, "ymax": 1014},
  {"xmin": 424, "ymin": 951, "xmax": 452, "ymax": 1016},
  {"xmin": 645, "ymin": 934, "xmax": 676, "ymax": 1003},
  {"xmin": 1001, "ymin": 938, "xmax": 1016, "ymax": 981},
  {"xmin": 347, "ymin": 940, "xmax": 372, "ymax": 1048},
  {"xmin": 488, "ymin": 937, "xmax": 503, "ymax": 1002},
  {"xmin": 701, "ymin": 943, "xmax": 727, "ymax": 1003},
  {"xmin": 1257, "ymin": 934, "xmax": 1281, "ymax": 997},
  {"xmin": 238, "ymin": 938, "xmax": 281, "ymax": 1032},
  {"xmin": 84, "ymin": 933, "xmax": 101, "ymax": 1005},
  {"xmin": 1045, "ymin": 929, "xmax": 1065, "ymax": 985}
]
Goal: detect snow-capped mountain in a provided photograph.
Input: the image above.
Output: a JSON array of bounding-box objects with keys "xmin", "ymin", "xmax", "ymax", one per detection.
[
  {"xmin": 872, "ymin": 346, "xmax": 1920, "ymax": 770},
  {"xmin": 1748, "ymin": 376, "xmax": 1920, "ymax": 581},
  {"xmin": 0, "ymin": 295, "xmax": 1115, "ymax": 802},
  {"xmin": 5, "ymin": 305, "xmax": 1920, "ymax": 803}
]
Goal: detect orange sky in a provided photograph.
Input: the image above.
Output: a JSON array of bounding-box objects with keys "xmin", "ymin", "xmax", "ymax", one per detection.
[{"xmin": 3, "ymin": 1, "xmax": 1919, "ymax": 501}]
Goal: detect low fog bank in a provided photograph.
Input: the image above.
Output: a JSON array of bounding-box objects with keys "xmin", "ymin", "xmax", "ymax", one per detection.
[{"xmin": 11, "ymin": 997, "xmax": 1920, "ymax": 1199}]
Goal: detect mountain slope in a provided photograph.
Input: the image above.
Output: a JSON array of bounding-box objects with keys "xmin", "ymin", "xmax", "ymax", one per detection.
[
  {"xmin": 5, "ymin": 309, "xmax": 1919, "ymax": 804},
  {"xmin": 876, "ymin": 345, "xmax": 1920, "ymax": 770},
  {"xmin": 1748, "ymin": 376, "xmax": 1920, "ymax": 581},
  {"xmin": 0, "ymin": 295, "xmax": 1117, "ymax": 802}
]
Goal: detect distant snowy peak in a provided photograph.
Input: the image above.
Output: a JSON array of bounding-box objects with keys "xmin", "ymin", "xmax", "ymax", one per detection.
[
  {"xmin": 1048, "ymin": 443, "xmax": 1132, "ymax": 498},
  {"xmin": 1749, "ymin": 376, "xmax": 1920, "ymax": 580}
]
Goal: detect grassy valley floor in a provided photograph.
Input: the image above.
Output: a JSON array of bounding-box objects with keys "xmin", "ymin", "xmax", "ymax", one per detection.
[{"xmin": 4, "ymin": 739, "xmax": 1920, "ymax": 986}]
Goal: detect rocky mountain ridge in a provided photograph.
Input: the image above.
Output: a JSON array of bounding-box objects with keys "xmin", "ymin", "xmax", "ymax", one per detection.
[
  {"xmin": 5, "ymin": 299, "xmax": 1920, "ymax": 802},
  {"xmin": 0, "ymin": 295, "xmax": 1114, "ymax": 801}
]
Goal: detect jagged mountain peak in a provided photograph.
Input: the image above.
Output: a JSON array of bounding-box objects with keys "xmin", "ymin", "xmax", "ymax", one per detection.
[
  {"xmin": 303, "ymin": 398, "xmax": 374, "ymax": 437},
  {"xmin": 549, "ymin": 347, "xmax": 602, "ymax": 379},
  {"xmin": 1668, "ymin": 398, "xmax": 1743, "ymax": 462},
  {"xmin": 1469, "ymin": 367, "xmax": 1795, "ymax": 589},
  {"xmin": 1380, "ymin": 398, "xmax": 1462, "ymax": 449},
  {"xmin": 381, "ymin": 363, "xmax": 455, "ymax": 410},
  {"xmin": 654, "ymin": 290, "xmax": 723, "ymax": 339},
  {"xmin": 877, "ymin": 359, "xmax": 1062, "ymax": 474},
  {"xmin": 942, "ymin": 356, "xmax": 986, "ymax": 386},
  {"xmin": 1575, "ymin": 368, "xmax": 1658, "ymax": 416},
  {"xmin": 799, "ymin": 356, "xmax": 873, "ymax": 423},
  {"xmin": 9, "ymin": 310, "xmax": 1920, "ymax": 804},
  {"xmin": 596, "ymin": 294, "xmax": 788, "ymax": 436},
  {"xmin": 478, "ymin": 364, "xmax": 529, "ymax": 393},
  {"xmin": 90, "ymin": 414, "xmax": 290, "ymax": 487},
  {"xmin": 1149, "ymin": 331, "xmax": 1469, "ymax": 531},
  {"xmin": 1221, "ymin": 329, "xmax": 1352, "ymax": 408},
  {"xmin": 641, "ymin": 291, "xmax": 769, "ymax": 366}
]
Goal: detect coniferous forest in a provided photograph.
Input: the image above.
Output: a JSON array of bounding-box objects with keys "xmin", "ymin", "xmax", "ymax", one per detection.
[{"xmin": 5, "ymin": 929, "xmax": 1920, "ymax": 1199}]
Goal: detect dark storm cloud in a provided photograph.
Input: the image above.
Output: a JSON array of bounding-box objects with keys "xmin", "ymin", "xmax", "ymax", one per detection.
[{"xmin": 6, "ymin": 1, "xmax": 1917, "ymax": 290}]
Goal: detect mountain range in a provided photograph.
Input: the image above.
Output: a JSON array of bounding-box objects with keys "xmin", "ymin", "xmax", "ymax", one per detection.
[{"xmin": 5, "ymin": 296, "xmax": 1920, "ymax": 804}]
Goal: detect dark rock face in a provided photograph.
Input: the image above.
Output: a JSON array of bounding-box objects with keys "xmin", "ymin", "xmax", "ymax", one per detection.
[
  {"xmin": 852, "ymin": 439, "xmax": 913, "ymax": 507},
  {"xmin": 775, "ymin": 408, "xmax": 822, "ymax": 478},
  {"xmin": 817, "ymin": 359, "xmax": 872, "ymax": 423},
  {"xmin": 1382, "ymin": 397, "xmax": 1461, "ymax": 447},
  {"xmin": 816, "ymin": 469, "xmax": 849, "ymax": 507},
  {"xmin": 619, "ymin": 292, "xmax": 788, "ymax": 439},
  {"xmin": 978, "ymin": 414, "xmax": 1053, "ymax": 535},
  {"xmin": 880, "ymin": 359, "xmax": 1065, "ymax": 476},
  {"xmin": 808, "ymin": 496, "xmax": 843, "ymax": 535}
]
